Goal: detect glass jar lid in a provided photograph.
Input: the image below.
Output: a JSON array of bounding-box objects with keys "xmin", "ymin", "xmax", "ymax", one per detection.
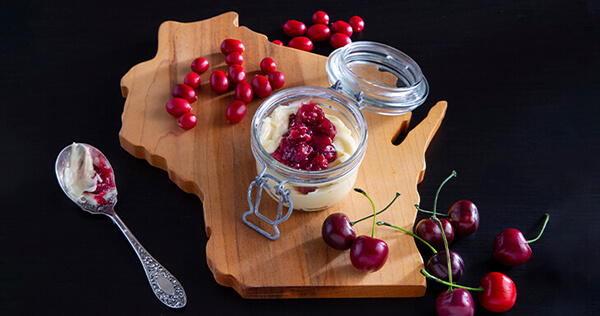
[{"xmin": 326, "ymin": 41, "xmax": 429, "ymax": 115}]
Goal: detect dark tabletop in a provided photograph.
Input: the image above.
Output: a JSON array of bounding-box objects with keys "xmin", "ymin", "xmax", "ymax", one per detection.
[{"xmin": 2, "ymin": 0, "xmax": 600, "ymax": 315}]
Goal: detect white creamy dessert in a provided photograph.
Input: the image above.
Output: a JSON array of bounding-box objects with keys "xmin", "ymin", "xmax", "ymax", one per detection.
[{"xmin": 258, "ymin": 101, "xmax": 359, "ymax": 211}]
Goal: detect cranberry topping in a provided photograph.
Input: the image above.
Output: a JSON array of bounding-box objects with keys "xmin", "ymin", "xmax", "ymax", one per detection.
[
  {"xmin": 88, "ymin": 160, "xmax": 114, "ymax": 206},
  {"xmin": 270, "ymin": 103, "xmax": 338, "ymax": 172}
]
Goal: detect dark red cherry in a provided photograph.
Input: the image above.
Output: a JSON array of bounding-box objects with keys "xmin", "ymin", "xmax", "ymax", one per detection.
[
  {"xmin": 448, "ymin": 200, "xmax": 479, "ymax": 236},
  {"xmin": 426, "ymin": 250, "xmax": 465, "ymax": 282},
  {"xmin": 322, "ymin": 213, "xmax": 356, "ymax": 250},
  {"xmin": 349, "ymin": 236, "xmax": 388, "ymax": 272},
  {"xmin": 436, "ymin": 288, "xmax": 475, "ymax": 316},
  {"xmin": 415, "ymin": 218, "xmax": 454, "ymax": 250},
  {"xmin": 492, "ymin": 228, "xmax": 532, "ymax": 266}
]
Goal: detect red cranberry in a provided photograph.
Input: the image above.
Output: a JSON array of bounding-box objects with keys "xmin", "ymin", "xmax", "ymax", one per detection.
[
  {"xmin": 165, "ymin": 97, "xmax": 191, "ymax": 117},
  {"xmin": 172, "ymin": 84, "xmax": 197, "ymax": 103},
  {"xmin": 306, "ymin": 24, "xmax": 331, "ymax": 42},
  {"xmin": 288, "ymin": 36, "xmax": 313, "ymax": 52},
  {"xmin": 191, "ymin": 57, "xmax": 209, "ymax": 74},
  {"xmin": 272, "ymin": 40, "xmax": 284, "ymax": 46},
  {"xmin": 228, "ymin": 65, "xmax": 246, "ymax": 84},
  {"xmin": 312, "ymin": 10, "xmax": 329, "ymax": 24},
  {"xmin": 348, "ymin": 16, "xmax": 365, "ymax": 32},
  {"xmin": 183, "ymin": 72, "xmax": 201, "ymax": 90},
  {"xmin": 251, "ymin": 75, "xmax": 272, "ymax": 98},
  {"xmin": 282, "ymin": 20, "xmax": 307, "ymax": 37},
  {"xmin": 331, "ymin": 21, "xmax": 353, "ymax": 37},
  {"xmin": 225, "ymin": 100, "xmax": 246, "ymax": 124},
  {"xmin": 235, "ymin": 81, "xmax": 253, "ymax": 104},
  {"xmin": 177, "ymin": 113, "xmax": 197, "ymax": 130},
  {"xmin": 220, "ymin": 39, "xmax": 245, "ymax": 55},
  {"xmin": 225, "ymin": 52, "xmax": 243, "ymax": 66},
  {"xmin": 210, "ymin": 70, "xmax": 229, "ymax": 94},
  {"xmin": 260, "ymin": 57, "xmax": 277, "ymax": 74},
  {"xmin": 268, "ymin": 71, "xmax": 285, "ymax": 89},
  {"xmin": 297, "ymin": 102, "xmax": 324, "ymax": 125},
  {"xmin": 330, "ymin": 33, "xmax": 352, "ymax": 49}
]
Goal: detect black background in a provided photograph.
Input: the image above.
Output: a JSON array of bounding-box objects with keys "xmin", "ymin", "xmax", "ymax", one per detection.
[{"xmin": 2, "ymin": 0, "xmax": 600, "ymax": 315}]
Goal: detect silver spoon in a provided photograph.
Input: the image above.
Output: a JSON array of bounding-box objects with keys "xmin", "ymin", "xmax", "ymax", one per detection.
[{"xmin": 55, "ymin": 143, "xmax": 186, "ymax": 308}]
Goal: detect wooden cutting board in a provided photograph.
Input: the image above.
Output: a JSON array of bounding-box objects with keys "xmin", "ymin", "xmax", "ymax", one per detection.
[{"xmin": 119, "ymin": 12, "xmax": 447, "ymax": 298}]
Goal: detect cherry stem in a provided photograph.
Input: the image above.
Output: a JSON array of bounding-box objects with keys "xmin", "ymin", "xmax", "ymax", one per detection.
[
  {"xmin": 376, "ymin": 221, "xmax": 437, "ymax": 254},
  {"xmin": 353, "ymin": 188, "xmax": 377, "ymax": 238},
  {"xmin": 527, "ymin": 213, "xmax": 550, "ymax": 244},
  {"xmin": 413, "ymin": 204, "xmax": 449, "ymax": 217},
  {"xmin": 351, "ymin": 191, "xmax": 401, "ymax": 226},
  {"xmin": 432, "ymin": 217, "xmax": 453, "ymax": 288},
  {"xmin": 433, "ymin": 170, "xmax": 457, "ymax": 216},
  {"xmin": 420, "ymin": 269, "xmax": 484, "ymax": 292}
]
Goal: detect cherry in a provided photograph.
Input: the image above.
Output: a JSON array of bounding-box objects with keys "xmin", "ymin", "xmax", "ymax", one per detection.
[
  {"xmin": 447, "ymin": 200, "xmax": 479, "ymax": 236},
  {"xmin": 259, "ymin": 57, "xmax": 277, "ymax": 74},
  {"xmin": 172, "ymin": 83, "xmax": 197, "ymax": 103},
  {"xmin": 228, "ymin": 64, "xmax": 246, "ymax": 84},
  {"xmin": 177, "ymin": 112, "xmax": 197, "ymax": 130},
  {"xmin": 210, "ymin": 70, "xmax": 229, "ymax": 95},
  {"xmin": 350, "ymin": 236, "xmax": 388, "ymax": 272},
  {"xmin": 330, "ymin": 33, "xmax": 352, "ymax": 49},
  {"xmin": 191, "ymin": 57, "xmax": 209, "ymax": 74},
  {"xmin": 220, "ymin": 39, "xmax": 245, "ymax": 55},
  {"xmin": 331, "ymin": 21, "xmax": 353, "ymax": 37},
  {"xmin": 272, "ymin": 40, "xmax": 284, "ymax": 46},
  {"xmin": 415, "ymin": 218, "xmax": 454, "ymax": 250},
  {"xmin": 312, "ymin": 10, "xmax": 329, "ymax": 25},
  {"xmin": 225, "ymin": 100, "xmax": 246, "ymax": 124},
  {"xmin": 282, "ymin": 20, "xmax": 307, "ymax": 37},
  {"xmin": 225, "ymin": 52, "xmax": 244, "ymax": 66},
  {"xmin": 268, "ymin": 71, "xmax": 285, "ymax": 89},
  {"xmin": 235, "ymin": 81, "xmax": 253, "ymax": 104},
  {"xmin": 288, "ymin": 36, "xmax": 314, "ymax": 52},
  {"xmin": 436, "ymin": 288, "xmax": 475, "ymax": 316},
  {"xmin": 427, "ymin": 250, "xmax": 464, "ymax": 282},
  {"xmin": 306, "ymin": 24, "xmax": 331, "ymax": 42},
  {"xmin": 348, "ymin": 16, "xmax": 365, "ymax": 32},
  {"xmin": 165, "ymin": 97, "xmax": 191, "ymax": 117},
  {"xmin": 478, "ymin": 272, "xmax": 517, "ymax": 312},
  {"xmin": 493, "ymin": 213, "xmax": 550, "ymax": 266},
  {"xmin": 183, "ymin": 72, "xmax": 201, "ymax": 90},
  {"xmin": 251, "ymin": 75, "xmax": 272, "ymax": 98}
]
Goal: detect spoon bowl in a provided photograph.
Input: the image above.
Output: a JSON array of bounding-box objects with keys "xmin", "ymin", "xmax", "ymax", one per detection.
[{"xmin": 55, "ymin": 143, "xmax": 187, "ymax": 308}]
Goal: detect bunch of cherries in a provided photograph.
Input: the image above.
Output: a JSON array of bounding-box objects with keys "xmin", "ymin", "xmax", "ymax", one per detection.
[
  {"xmin": 381, "ymin": 171, "xmax": 550, "ymax": 315},
  {"xmin": 165, "ymin": 39, "xmax": 286, "ymax": 127},
  {"xmin": 274, "ymin": 10, "xmax": 365, "ymax": 51}
]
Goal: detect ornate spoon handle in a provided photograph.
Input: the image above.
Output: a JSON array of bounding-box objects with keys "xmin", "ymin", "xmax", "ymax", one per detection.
[{"xmin": 109, "ymin": 212, "xmax": 187, "ymax": 308}]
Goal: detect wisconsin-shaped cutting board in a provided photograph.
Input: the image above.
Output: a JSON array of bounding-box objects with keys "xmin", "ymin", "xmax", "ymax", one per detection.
[{"xmin": 120, "ymin": 12, "xmax": 447, "ymax": 298}]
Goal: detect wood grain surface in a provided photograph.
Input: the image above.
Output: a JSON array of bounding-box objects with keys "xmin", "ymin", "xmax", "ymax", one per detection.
[{"xmin": 119, "ymin": 12, "xmax": 447, "ymax": 298}]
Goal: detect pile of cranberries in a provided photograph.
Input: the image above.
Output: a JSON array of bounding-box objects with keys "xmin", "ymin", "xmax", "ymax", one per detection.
[
  {"xmin": 165, "ymin": 39, "xmax": 286, "ymax": 128},
  {"xmin": 273, "ymin": 10, "xmax": 365, "ymax": 52},
  {"xmin": 270, "ymin": 103, "xmax": 337, "ymax": 171}
]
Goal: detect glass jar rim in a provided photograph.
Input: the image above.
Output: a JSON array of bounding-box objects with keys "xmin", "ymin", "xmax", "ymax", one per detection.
[{"xmin": 251, "ymin": 85, "xmax": 368, "ymax": 181}]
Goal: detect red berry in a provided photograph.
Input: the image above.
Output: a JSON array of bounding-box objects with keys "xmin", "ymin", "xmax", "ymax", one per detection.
[
  {"xmin": 272, "ymin": 40, "xmax": 284, "ymax": 46},
  {"xmin": 306, "ymin": 24, "xmax": 331, "ymax": 42},
  {"xmin": 177, "ymin": 112, "xmax": 197, "ymax": 130},
  {"xmin": 183, "ymin": 72, "xmax": 201, "ymax": 90},
  {"xmin": 312, "ymin": 10, "xmax": 329, "ymax": 25},
  {"xmin": 191, "ymin": 57, "xmax": 209, "ymax": 74},
  {"xmin": 348, "ymin": 16, "xmax": 365, "ymax": 32},
  {"xmin": 225, "ymin": 52, "xmax": 244, "ymax": 66},
  {"xmin": 172, "ymin": 84, "xmax": 197, "ymax": 103},
  {"xmin": 225, "ymin": 100, "xmax": 247, "ymax": 124},
  {"xmin": 220, "ymin": 39, "xmax": 245, "ymax": 55},
  {"xmin": 209, "ymin": 70, "xmax": 229, "ymax": 94},
  {"xmin": 330, "ymin": 33, "xmax": 352, "ymax": 48},
  {"xmin": 228, "ymin": 65, "xmax": 246, "ymax": 84},
  {"xmin": 282, "ymin": 20, "xmax": 307, "ymax": 37},
  {"xmin": 260, "ymin": 57, "xmax": 277, "ymax": 74},
  {"xmin": 331, "ymin": 21, "xmax": 353, "ymax": 37},
  {"xmin": 235, "ymin": 81, "xmax": 253, "ymax": 104},
  {"xmin": 251, "ymin": 75, "xmax": 273, "ymax": 98},
  {"xmin": 288, "ymin": 36, "xmax": 313, "ymax": 52},
  {"xmin": 268, "ymin": 71, "xmax": 285, "ymax": 89},
  {"xmin": 165, "ymin": 98, "xmax": 191, "ymax": 117}
]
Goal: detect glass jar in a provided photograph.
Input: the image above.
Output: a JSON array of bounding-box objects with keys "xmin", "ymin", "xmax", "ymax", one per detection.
[{"xmin": 250, "ymin": 86, "xmax": 368, "ymax": 212}]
